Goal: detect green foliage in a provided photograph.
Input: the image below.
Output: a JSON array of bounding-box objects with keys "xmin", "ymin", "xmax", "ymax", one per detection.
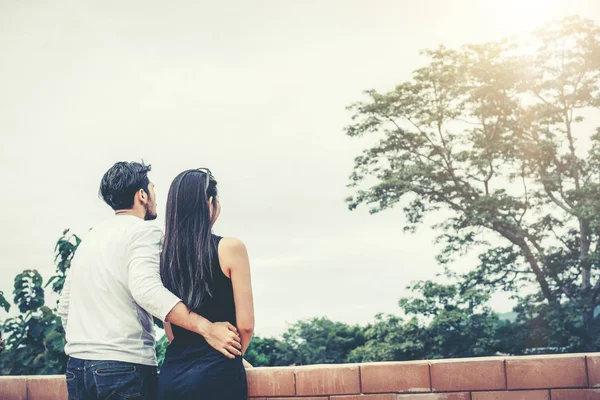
[
  {"xmin": 46, "ymin": 230, "xmax": 81, "ymax": 295},
  {"xmin": 348, "ymin": 281, "xmax": 517, "ymax": 363},
  {"xmin": 13, "ymin": 270, "xmax": 45, "ymax": 314},
  {"xmin": 0, "ymin": 294, "xmax": 67, "ymax": 374},
  {"xmin": 345, "ymin": 16, "xmax": 600, "ymax": 351},
  {"xmin": 242, "ymin": 318, "xmax": 366, "ymax": 367},
  {"xmin": 347, "ymin": 314, "xmax": 421, "ymax": 362},
  {"xmin": 0, "ymin": 290, "xmax": 10, "ymax": 313},
  {"xmin": 398, "ymin": 281, "xmax": 506, "ymax": 358},
  {"xmin": 155, "ymin": 334, "xmax": 169, "ymax": 369},
  {"xmin": 278, "ymin": 317, "xmax": 366, "ymax": 365},
  {"xmin": 243, "ymin": 336, "xmax": 284, "ymax": 366},
  {"xmin": 246, "ymin": 282, "xmax": 530, "ymax": 366},
  {"xmin": 0, "ymin": 231, "xmax": 80, "ymax": 375}
]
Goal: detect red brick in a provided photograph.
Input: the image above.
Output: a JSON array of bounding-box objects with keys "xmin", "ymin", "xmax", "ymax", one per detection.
[
  {"xmin": 295, "ymin": 364, "xmax": 360, "ymax": 396},
  {"xmin": 246, "ymin": 366, "xmax": 296, "ymax": 397},
  {"xmin": 361, "ymin": 361, "xmax": 430, "ymax": 393},
  {"xmin": 27, "ymin": 376, "xmax": 67, "ymax": 400},
  {"xmin": 472, "ymin": 390, "xmax": 549, "ymax": 400},
  {"xmin": 332, "ymin": 395, "xmax": 396, "ymax": 400},
  {"xmin": 430, "ymin": 357, "xmax": 505, "ymax": 391},
  {"xmin": 396, "ymin": 393, "xmax": 470, "ymax": 400},
  {"xmin": 551, "ymin": 389, "xmax": 600, "ymax": 400},
  {"xmin": 0, "ymin": 376, "xmax": 27, "ymax": 400},
  {"xmin": 506, "ymin": 354, "xmax": 587, "ymax": 389},
  {"xmin": 267, "ymin": 398, "xmax": 328, "ymax": 400},
  {"xmin": 588, "ymin": 355, "xmax": 600, "ymax": 387}
]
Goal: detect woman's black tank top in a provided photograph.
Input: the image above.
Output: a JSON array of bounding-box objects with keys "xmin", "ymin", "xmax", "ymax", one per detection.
[{"xmin": 171, "ymin": 234, "xmax": 237, "ymax": 343}]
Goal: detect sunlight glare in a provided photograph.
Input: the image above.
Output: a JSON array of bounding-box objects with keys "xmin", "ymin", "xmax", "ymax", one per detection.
[{"xmin": 483, "ymin": 0, "xmax": 572, "ymax": 37}]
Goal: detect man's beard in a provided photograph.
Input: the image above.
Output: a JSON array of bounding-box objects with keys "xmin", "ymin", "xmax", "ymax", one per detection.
[{"xmin": 144, "ymin": 205, "xmax": 157, "ymax": 221}]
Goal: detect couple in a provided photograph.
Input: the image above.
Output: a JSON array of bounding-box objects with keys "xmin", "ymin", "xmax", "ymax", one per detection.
[{"xmin": 57, "ymin": 161, "xmax": 254, "ymax": 400}]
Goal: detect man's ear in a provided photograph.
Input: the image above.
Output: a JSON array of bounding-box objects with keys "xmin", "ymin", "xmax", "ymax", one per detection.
[{"xmin": 138, "ymin": 189, "xmax": 148, "ymax": 204}]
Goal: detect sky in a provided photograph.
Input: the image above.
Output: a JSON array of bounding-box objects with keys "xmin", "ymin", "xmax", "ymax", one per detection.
[{"xmin": 1, "ymin": 0, "xmax": 599, "ymax": 338}]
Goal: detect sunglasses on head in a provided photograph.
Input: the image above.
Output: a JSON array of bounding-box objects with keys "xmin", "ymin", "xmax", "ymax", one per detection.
[{"xmin": 195, "ymin": 168, "xmax": 212, "ymax": 192}]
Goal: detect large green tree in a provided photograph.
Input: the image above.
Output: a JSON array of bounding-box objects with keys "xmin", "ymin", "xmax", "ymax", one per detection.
[{"xmin": 346, "ymin": 16, "xmax": 600, "ymax": 351}]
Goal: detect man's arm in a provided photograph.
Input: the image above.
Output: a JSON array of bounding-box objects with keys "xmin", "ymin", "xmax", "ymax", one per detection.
[
  {"xmin": 57, "ymin": 270, "xmax": 72, "ymax": 330},
  {"xmin": 164, "ymin": 302, "xmax": 241, "ymax": 358},
  {"xmin": 127, "ymin": 223, "xmax": 242, "ymax": 358}
]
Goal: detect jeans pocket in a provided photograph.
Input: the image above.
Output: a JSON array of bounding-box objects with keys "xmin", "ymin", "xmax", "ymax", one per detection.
[
  {"xmin": 94, "ymin": 364, "xmax": 142, "ymax": 399},
  {"xmin": 96, "ymin": 365, "xmax": 137, "ymax": 377},
  {"xmin": 65, "ymin": 371, "xmax": 79, "ymax": 400}
]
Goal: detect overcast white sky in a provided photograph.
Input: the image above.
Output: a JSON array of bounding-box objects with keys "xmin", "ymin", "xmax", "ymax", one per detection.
[{"xmin": 1, "ymin": 0, "xmax": 599, "ymax": 338}]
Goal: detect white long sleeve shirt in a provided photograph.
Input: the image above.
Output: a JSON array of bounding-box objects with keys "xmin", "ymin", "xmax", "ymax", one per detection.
[{"xmin": 57, "ymin": 215, "xmax": 181, "ymax": 366}]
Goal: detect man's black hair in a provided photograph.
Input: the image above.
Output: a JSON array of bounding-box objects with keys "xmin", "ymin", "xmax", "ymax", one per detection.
[{"xmin": 99, "ymin": 161, "xmax": 152, "ymax": 211}]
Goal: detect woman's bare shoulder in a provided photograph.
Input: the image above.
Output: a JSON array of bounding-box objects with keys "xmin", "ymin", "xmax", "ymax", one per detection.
[{"xmin": 218, "ymin": 237, "xmax": 248, "ymax": 257}]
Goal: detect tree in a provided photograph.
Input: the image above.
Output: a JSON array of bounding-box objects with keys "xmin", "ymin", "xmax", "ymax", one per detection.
[
  {"xmin": 243, "ymin": 336, "xmax": 285, "ymax": 367},
  {"xmin": 398, "ymin": 281, "xmax": 511, "ymax": 358},
  {"xmin": 349, "ymin": 281, "xmax": 519, "ymax": 362},
  {"xmin": 0, "ymin": 270, "xmax": 66, "ymax": 374},
  {"xmin": 345, "ymin": 16, "xmax": 600, "ymax": 351},
  {"xmin": 276, "ymin": 317, "xmax": 366, "ymax": 366},
  {"xmin": 48, "ymin": 230, "xmax": 81, "ymax": 295},
  {"xmin": 0, "ymin": 229, "xmax": 82, "ymax": 374},
  {"xmin": 347, "ymin": 313, "xmax": 421, "ymax": 362}
]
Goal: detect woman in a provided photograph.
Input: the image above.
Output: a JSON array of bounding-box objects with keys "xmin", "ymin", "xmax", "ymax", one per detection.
[{"xmin": 158, "ymin": 168, "xmax": 255, "ymax": 400}]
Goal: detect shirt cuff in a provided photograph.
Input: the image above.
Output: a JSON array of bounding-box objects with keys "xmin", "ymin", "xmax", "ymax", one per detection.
[{"xmin": 160, "ymin": 297, "xmax": 183, "ymax": 322}]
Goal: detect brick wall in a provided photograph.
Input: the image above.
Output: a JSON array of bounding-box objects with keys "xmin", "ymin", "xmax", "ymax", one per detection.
[{"xmin": 1, "ymin": 353, "xmax": 600, "ymax": 399}]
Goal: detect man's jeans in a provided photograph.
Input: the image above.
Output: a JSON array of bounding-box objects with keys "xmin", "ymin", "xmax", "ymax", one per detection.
[{"xmin": 66, "ymin": 357, "xmax": 157, "ymax": 400}]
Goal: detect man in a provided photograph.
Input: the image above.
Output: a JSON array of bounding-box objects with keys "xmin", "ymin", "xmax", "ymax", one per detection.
[{"xmin": 58, "ymin": 161, "xmax": 242, "ymax": 400}]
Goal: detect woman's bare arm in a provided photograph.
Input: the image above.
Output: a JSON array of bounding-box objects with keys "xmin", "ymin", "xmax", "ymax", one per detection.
[{"xmin": 219, "ymin": 237, "xmax": 255, "ymax": 355}]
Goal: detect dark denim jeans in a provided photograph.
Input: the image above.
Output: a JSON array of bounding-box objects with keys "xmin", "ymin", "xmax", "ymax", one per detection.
[{"xmin": 66, "ymin": 357, "xmax": 157, "ymax": 400}]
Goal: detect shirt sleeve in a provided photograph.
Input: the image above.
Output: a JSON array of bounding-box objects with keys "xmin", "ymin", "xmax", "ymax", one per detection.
[
  {"xmin": 57, "ymin": 270, "xmax": 72, "ymax": 330},
  {"xmin": 127, "ymin": 223, "xmax": 181, "ymax": 321}
]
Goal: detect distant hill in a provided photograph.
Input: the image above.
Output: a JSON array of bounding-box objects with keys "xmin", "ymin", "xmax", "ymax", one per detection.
[{"xmin": 497, "ymin": 311, "xmax": 518, "ymax": 322}]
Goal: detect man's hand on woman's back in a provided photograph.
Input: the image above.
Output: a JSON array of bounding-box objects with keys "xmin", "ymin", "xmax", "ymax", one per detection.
[
  {"xmin": 165, "ymin": 302, "xmax": 242, "ymax": 359},
  {"xmin": 205, "ymin": 321, "xmax": 242, "ymax": 359}
]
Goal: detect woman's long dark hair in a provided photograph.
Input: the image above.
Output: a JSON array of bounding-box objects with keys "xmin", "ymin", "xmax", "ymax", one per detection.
[{"xmin": 160, "ymin": 170, "xmax": 219, "ymax": 311}]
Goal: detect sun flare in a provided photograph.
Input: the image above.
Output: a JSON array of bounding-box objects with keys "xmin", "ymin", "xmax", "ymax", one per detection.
[{"xmin": 483, "ymin": 0, "xmax": 574, "ymax": 37}]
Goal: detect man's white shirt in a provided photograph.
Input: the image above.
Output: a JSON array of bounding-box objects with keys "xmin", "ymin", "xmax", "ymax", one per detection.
[{"xmin": 57, "ymin": 215, "xmax": 181, "ymax": 366}]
